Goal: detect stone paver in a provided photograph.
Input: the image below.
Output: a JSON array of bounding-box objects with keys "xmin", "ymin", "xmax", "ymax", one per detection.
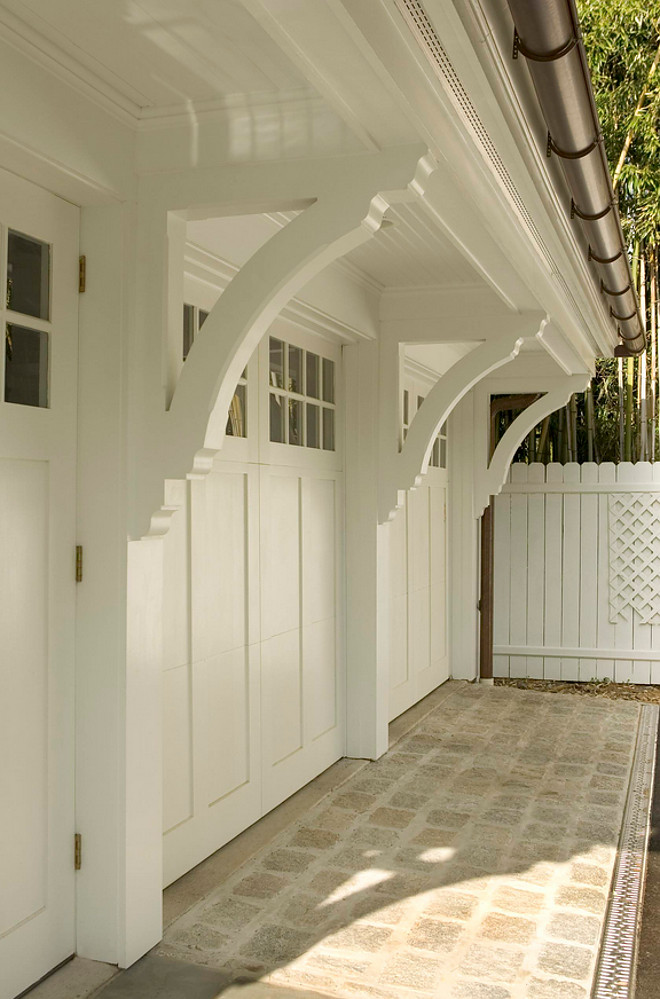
[{"xmin": 156, "ymin": 684, "xmax": 641, "ymax": 998}]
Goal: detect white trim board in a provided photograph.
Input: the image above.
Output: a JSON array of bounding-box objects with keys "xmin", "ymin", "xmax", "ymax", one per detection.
[
  {"xmin": 502, "ymin": 483, "xmax": 660, "ymax": 495},
  {"xmin": 495, "ymin": 645, "xmax": 660, "ymax": 663}
]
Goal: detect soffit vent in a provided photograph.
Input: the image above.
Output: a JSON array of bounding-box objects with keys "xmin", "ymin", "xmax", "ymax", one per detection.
[{"xmin": 394, "ymin": 0, "xmax": 593, "ymax": 343}]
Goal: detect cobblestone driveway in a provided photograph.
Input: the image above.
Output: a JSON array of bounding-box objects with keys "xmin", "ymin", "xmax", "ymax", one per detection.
[{"xmin": 157, "ymin": 683, "xmax": 641, "ymax": 999}]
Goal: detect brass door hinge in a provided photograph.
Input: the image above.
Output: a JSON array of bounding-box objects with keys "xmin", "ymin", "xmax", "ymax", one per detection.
[
  {"xmin": 75, "ymin": 545, "xmax": 83, "ymax": 583},
  {"xmin": 74, "ymin": 833, "xmax": 82, "ymax": 870},
  {"xmin": 79, "ymin": 255, "xmax": 86, "ymax": 293}
]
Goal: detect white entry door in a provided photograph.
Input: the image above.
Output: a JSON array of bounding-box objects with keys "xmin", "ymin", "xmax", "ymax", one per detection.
[{"xmin": 0, "ymin": 170, "xmax": 79, "ymax": 999}]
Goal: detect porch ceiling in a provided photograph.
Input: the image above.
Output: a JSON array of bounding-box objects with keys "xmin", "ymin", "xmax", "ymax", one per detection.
[
  {"xmin": 0, "ymin": 0, "xmax": 315, "ymax": 112},
  {"xmin": 187, "ymin": 201, "xmax": 482, "ymax": 294},
  {"xmin": 345, "ymin": 201, "xmax": 481, "ymax": 289}
]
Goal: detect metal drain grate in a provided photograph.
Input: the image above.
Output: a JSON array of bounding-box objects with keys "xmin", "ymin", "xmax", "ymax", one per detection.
[{"xmin": 592, "ymin": 703, "xmax": 658, "ymax": 998}]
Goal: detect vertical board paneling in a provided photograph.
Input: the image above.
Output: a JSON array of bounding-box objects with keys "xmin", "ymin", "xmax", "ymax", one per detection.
[
  {"xmin": 561, "ymin": 463, "xmax": 581, "ymax": 680},
  {"xmin": 526, "ymin": 463, "xmax": 545, "ymax": 678},
  {"xmin": 202, "ymin": 647, "xmax": 251, "ymax": 803},
  {"xmin": 429, "ymin": 485, "xmax": 448, "ymax": 669},
  {"xmin": 613, "ymin": 464, "xmax": 635, "ymax": 681},
  {"xmin": 493, "ymin": 484, "xmax": 511, "ymax": 678},
  {"xmin": 203, "ymin": 470, "xmax": 248, "ymax": 656},
  {"xmin": 596, "ymin": 463, "xmax": 616, "ymax": 679},
  {"xmin": 543, "ymin": 464, "xmax": 564, "ymax": 679},
  {"xmin": 261, "ymin": 473, "xmax": 302, "ymax": 769},
  {"xmin": 302, "ymin": 477, "xmax": 337, "ymax": 741},
  {"xmin": 387, "ymin": 503, "xmax": 409, "ymax": 693},
  {"xmin": 162, "ymin": 665, "xmax": 193, "ymax": 832},
  {"xmin": 578, "ymin": 464, "xmax": 599, "ymax": 681},
  {"xmin": 162, "ymin": 482, "xmax": 190, "ymax": 671},
  {"xmin": 409, "ymin": 486, "xmax": 431, "ymax": 683},
  {"xmin": 388, "ymin": 476, "xmax": 449, "ymax": 721},
  {"xmin": 509, "ymin": 463, "xmax": 528, "ymax": 677},
  {"xmin": 496, "ymin": 461, "xmax": 660, "ymax": 685}
]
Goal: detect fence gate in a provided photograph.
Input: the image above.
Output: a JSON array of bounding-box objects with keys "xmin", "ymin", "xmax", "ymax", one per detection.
[{"xmin": 493, "ymin": 461, "xmax": 660, "ymax": 684}]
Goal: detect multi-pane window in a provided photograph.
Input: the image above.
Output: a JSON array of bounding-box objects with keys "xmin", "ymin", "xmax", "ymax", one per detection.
[
  {"xmin": 226, "ymin": 367, "xmax": 247, "ymax": 438},
  {"xmin": 182, "ymin": 302, "xmax": 208, "ymax": 360},
  {"xmin": 183, "ymin": 303, "xmax": 247, "ymax": 438},
  {"xmin": 4, "ymin": 229, "xmax": 51, "ymax": 408},
  {"xmin": 269, "ymin": 336, "xmax": 335, "ymax": 450},
  {"xmin": 401, "ymin": 389, "xmax": 447, "ymax": 468}
]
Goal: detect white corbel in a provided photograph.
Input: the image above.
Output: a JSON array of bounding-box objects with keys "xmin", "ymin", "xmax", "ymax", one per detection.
[
  {"xmin": 473, "ymin": 374, "xmax": 590, "ymax": 517},
  {"xmin": 378, "ymin": 317, "xmax": 545, "ymax": 523},
  {"xmin": 131, "ymin": 145, "xmax": 427, "ymax": 538}
]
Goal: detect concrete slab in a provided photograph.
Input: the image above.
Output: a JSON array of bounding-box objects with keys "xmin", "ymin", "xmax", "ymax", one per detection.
[{"xmin": 21, "ymin": 958, "xmax": 117, "ymax": 999}]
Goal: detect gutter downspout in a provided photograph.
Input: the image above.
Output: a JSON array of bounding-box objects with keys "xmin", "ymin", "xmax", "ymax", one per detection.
[{"xmin": 506, "ymin": 0, "xmax": 645, "ymax": 356}]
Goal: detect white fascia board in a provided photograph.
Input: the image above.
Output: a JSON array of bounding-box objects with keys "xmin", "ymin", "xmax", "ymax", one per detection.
[
  {"xmin": 439, "ymin": 0, "xmax": 618, "ymax": 353},
  {"xmin": 337, "ymin": 0, "xmax": 615, "ymax": 359}
]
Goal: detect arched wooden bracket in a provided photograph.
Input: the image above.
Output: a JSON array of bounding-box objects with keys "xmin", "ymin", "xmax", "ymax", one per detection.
[
  {"xmin": 513, "ymin": 28, "xmax": 577, "ymax": 62},
  {"xmin": 571, "ymin": 199, "xmax": 614, "ymax": 222},
  {"xmin": 474, "ymin": 375, "xmax": 590, "ymax": 518},
  {"xmin": 601, "ymin": 280, "xmax": 631, "ymax": 297},
  {"xmin": 547, "ymin": 132, "xmax": 601, "ymax": 160},
  {"xmin": 378, "ymin": 319, "xmax": 546, "ymax": 524},
  {"xmin": 589, "ymin": 245, "xmax": 623, "ymax": 265},
  {"xmin": 131, "ymin": 144, "xmax": 427, "ymax": 539}
]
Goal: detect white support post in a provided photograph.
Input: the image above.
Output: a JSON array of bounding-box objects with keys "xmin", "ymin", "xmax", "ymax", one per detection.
[
  {"xmin": 121, "ymin": 538, "xmax": 164, "ymax": 967},
  {"xmin": 447, "ymin": 392, "xmax": 480, "ymax": 681},
  {"xmin": 344, "ymin": 340, "xmax": 389, "ymax": 760},
  {"xmin": 75, "ymin": 204, "xmax": 131, "ymax": 964}
]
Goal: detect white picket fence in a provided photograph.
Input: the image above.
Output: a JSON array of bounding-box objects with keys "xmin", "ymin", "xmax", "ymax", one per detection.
[{"xmin": 493, "ymin": 462, "xmax": 660, "ymax": 684}]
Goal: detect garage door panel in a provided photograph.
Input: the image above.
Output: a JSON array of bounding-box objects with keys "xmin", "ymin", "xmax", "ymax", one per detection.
[
  {"xmin": 263, "ymin": 475, "xmax": 300, "ymax": 640},
  {"xmin": 201, "ymin": 648, "xmax": 252, "ymax": 805},
  {"xmin": 261, "ymin": 630, "xmax": 302, "ymax": 768},
  {"xmin": 302, "ymin": 477, "xmax": 335, "ymax": 624},
  {"xmin": 305, "ymin": 616, "xmax": 337, "ymax": 740},
  {"xmin": 196, "ymin": 470, "xmax": 248, "ymax": 659},
  {"xmin": 162, "ymin": 664, "xmax": 193, "ymax": 834}
]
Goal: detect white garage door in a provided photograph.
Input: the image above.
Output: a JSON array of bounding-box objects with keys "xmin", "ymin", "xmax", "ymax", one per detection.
[
  {"xmin": 387, "ymin": 378, "xmax": 450, "ymax": 722},
  {"xmin": 162, "ymin": 324, "xmax": 344, "ymax": 887}
]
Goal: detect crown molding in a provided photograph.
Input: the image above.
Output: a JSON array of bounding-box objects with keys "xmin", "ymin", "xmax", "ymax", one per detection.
[
  {"xmin": 0, "ymin": 7, "xmax": 141, "ymax": 127},
  {"xmin": 332, "ymin": 256, "xmax": 384, "ymax": 296},
  {"xmin": 184, "ymin": 241, "xmax": 372, "ymax": 344},
  {"xmin": 403, "ymin": 355, "xmax": 442, "ymax": 383},
  {"xmin": 0, "ymin": 7, "xmax": 322, "ymax": 133}
]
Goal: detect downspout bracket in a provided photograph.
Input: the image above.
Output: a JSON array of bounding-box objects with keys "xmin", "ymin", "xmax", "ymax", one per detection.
[
  {"xmin": 610, "ymin": 306, "xmax": 638, "ymax": 322},
  {"xmin": 571, "ymin": 198, "xmax": 615, "ymax": 222},
  {"xmin": 547, "ymin": 132, "xmax": 602, "ymax": 160},
  {"xmin": 513, "ymin": 28, "xmax": 577, "ymax": 62},
  {"xmin": 601, "ymin": 280, "xmax": 632, "ymax": 298},
  {"xmin": 589, "ymin": 245, "xmax": 623, "ymax": 265}
]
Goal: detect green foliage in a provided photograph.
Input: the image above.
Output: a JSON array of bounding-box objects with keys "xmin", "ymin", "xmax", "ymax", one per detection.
[
  {"xmin": 512, "ymin": 2, "xmax": 660, "ymax": 464},
  {"xmin": 579, "ymin": 0, "xmax": 660, "ymax": 243}
]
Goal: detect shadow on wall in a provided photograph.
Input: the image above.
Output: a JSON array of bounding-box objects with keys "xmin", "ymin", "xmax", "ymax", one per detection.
[{"xmin": 97, "ymin": 684, "xmax": 637, "ymax": 997}]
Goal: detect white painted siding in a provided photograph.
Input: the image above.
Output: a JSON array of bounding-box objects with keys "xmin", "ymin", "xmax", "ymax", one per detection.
[{"xmin": 494, "ymin": 461, "xmax": 660, "ymax": 683}]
